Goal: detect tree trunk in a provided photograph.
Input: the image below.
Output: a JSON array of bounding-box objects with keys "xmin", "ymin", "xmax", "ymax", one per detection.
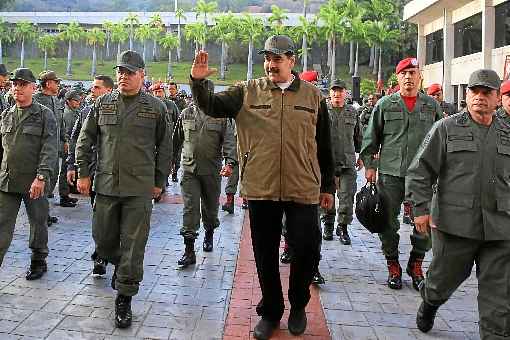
[
  {"xmin": 354, "ymin": 42, "xmax": 359, "ymax": 77},
  {"xmin": 44, "ymin": 49, "xmax": 48, "ymax": 70},
  {"xmin": 373, "ymin": 45, "xmax": 378, "ymax": 75},
  {"xmin": 106, "ymin": 35, "xmax": 110, "ymax": 58},
  {"xmin": 152, "ymin": 38, "xmax": 157, "ymax": 61},
  {"xmin": 349, "ymin": 41, "xmax": 354, "ymax": 75},
  {"xmin": 330, "ymin": 35, "xmax": 336, "ymax": 81},
  {"xmin": 91, "ymin": 44, "xmax": 97, "ymax": 76},
  {"xmin": 177, "ymin": 22, "xmax": 181, "ymax": 61},
  {"xmin": 369, "ymin": 45, "xmax": 374, "ymax": 68},
  {"xmin": 117, "ymin": 42, "xmax": 121, "ymax": 58},
  {"xmin": 20, "ymin": 38, "xmax": 25, "ymax": 68},
  {"xmin": 167, "ymin": 49, "xmax": 173, "ymax": 78},
  {"xmin": 142, "ymin": 41, "xmax": 147, "ymax": 62},
  {"xmin": 67, "ymin": 40, "xmax": 72, "ymax": 76},
  {"xmin": 0, "ymin": 39, "xmax": 3, "ymax": 65},
  {"xmin": 327, "ymin": 37, "xmax": 332, "ymax": 68},
  {"xmin": 378, "ymin": 47, "xmax": 383, "ymax": 83},
  {"xmin": 195, "ymin": 41, "xmax": 199, "ymax": 55},
  {"xmin": 247, "ymin": 39, "xmax": 253, "ymax": 80},
  {"xmin": 302, "ymin": 35, "xmax": 308, "ymax": 71},
  {"xmin": 220, "ymin": 41, "xmax": 226, "ymax": 80},
  {"xmin": 129, "ymin": 32, "xmax": 133, "ymax": 50}
]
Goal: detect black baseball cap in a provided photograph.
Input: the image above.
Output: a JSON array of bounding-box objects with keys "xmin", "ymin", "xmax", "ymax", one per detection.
[
  {"xmin": 10, "ymin": 68, "xmax": 37, "ymax": 83},
  {"xmin": 115, "ymin": 50, "xmax": 145, "ymax": 72},
  {"xmin": 330, "ymin": 79, "xmax": 347, "ymax": 90},
  {"xmin": 258, "ymin": 35, "xmax": 295, "ymax": 55},
  {"xmin": 467, "ymin": 69, "xmax": 501, "ymax": 90}
]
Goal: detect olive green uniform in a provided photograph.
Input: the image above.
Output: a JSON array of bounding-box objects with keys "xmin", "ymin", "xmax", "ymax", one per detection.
[
  {"xmin": 360, "ymin": 92, "xmax": 441, "ymax": 259},
  {"xmin": 59, "ymin": 104, "xmax": 80, "ymax": 197},
  {"xmin": 406, "ymin": 110, "xmax": 510, "ymax": 339},
  {"xmin": 0, "ymin": 90, "xmax": 8, "ymax": 113},
  {"xmin": 76, "ymin": 90, "xmax": 172, "ymax": 296},
  {"xmin": 0, "ymin": 102, "xmax": 58, "ymax": 265},
  {"xmin": 170, "ymin": 95, "xmax": 187, "ymax": 176},
  {"xmin": 322, "ymin": 103, "xmax": 361, "ymax": 226},
  {"xmin": 175, "ymin": 104, "xmax": 236, "ymax": 239},
  {"xmin": 358, "ymin": 104, "xmax": 374, "ymax": 136}
]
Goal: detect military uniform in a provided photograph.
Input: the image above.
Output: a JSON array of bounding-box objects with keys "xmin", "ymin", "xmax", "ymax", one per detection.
[
  {"xmin": 76, "ymin": 87, "xmax": 171, "ymax": 296},
  {"xmin": 440, "ymin": 101, "xmax": 457, "ymax": 117},
  {"xmin": 169, "ymin": 95, "xmax": 187, "ymax": 180},
  {"xmin": 358, "ymin": 104, "xmax": 374, "ymax": 136},
  {"xmin": 0, "ymin": 69, "xmax": 58, "ymax": 271},
  {"xmin": 222, "ymin": 120, "xmax": 240, "ymax": 213}
]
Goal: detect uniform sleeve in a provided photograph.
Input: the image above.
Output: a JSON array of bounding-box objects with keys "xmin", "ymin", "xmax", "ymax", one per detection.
[
  {"xmin": 38, "ymin": 109, "xmax": 58, "ymax": 181},
  {"xmin": 317, "ymin": 98, "xmax": 335, "ymax": 194},
  {"xmin": 405, "ymin": 121, "xmax": 445, "ymax": 216},
  {"xmin": 154, "ymin": 101, "xmax": 173, "ymax": 189},
  {"xmin": 76, "ymin": 101, "xmax": 99, "ymax": 178},
  {"xmin": 190, "ymin": 78, "xmax": 244, "ymax": 118},
  {"xmin": 221, "ymin": 119, "xmax": 238, "ymax": 165},
  {"xmin": 360, "ymin": 101, "xmax": 384, "ymax": 169},
  {"xmin": 67, "ymin": 107, "xmax": 89, "ymax": 171},
  {"xmin": 433, "ymin": 100, "xmax": 443, "ymax": 122}
]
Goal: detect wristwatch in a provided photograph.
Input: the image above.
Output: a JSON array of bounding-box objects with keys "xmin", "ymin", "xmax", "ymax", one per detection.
[{"xmin": 36, "ymin": 174, "xmax": 46, "ymax": 182}]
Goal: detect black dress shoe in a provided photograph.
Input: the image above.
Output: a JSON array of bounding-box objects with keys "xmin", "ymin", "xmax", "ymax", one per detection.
[
  {"xmin": 92, "ymin": 257, "xmax": 107, "ymax": 277},
  {"xmin": 26, "ymin": 261, "xmax": 47, "ymax": 280},
  {"xmin": 203, "ymin": 230, "xmax": 214, "ymax": 252},
  {"xmin": 280, "ymin": 249, "xmax": 292, "ymax": 264},
  {"xmin": 68, "ymin": 196, "xmax": 78, "ymax": 204},
  {"xmin": 171, "ymin": 173, "xmax": 178, "ymax": 182},
  {"xmin": 115, "ymin": 294, "xmax": 132, "ymax": 328},
  {"xmin": 253, "ymin": 318, "xmax": 279, "ymax": 340},
  {"xmin": 47, "ymin": 216, "xmax": 58, "ymax": 226},
  {"xmin": 60, "ymin": 197, "xmax": 77, "ymax": 207},
  {"xmin": 416, "ymin": 301, "xmax": 439, "ymax": 333},
  {"xmin": 312, "ymin": 271, "xmax": 325, "ymax": 285},
  {"xmin": 288, "ymin": 308, "xmax": 307, "ymax": 335},
  {"xmin": 337, "ymin": 224, "xmax": 351, "ymax": 245}
]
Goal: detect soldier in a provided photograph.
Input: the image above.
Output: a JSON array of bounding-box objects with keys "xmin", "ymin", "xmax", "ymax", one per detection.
[
  {"xmin": 427, "ymin": 83, "xmax": 457, "ymax": 117},
  {"xmin": 0, "ymin": 64, "xmax": 9, "ymax": 113},
  {"xmin": 76, "ymin": 51, "xmax": 172, "ymax": 328},
  {"xmin": 221, "ymin": 119, "xmax": 239, "ymax": 214},
  {"xmin": 0, "ymin": 68, "xmax": 58, "ymax": 280},
  {"xmin": 358, "ymin": 93, "xmax": 379, "ymax": 135},
  {"xmin": 190, "ymin": 35, "xmax": 335, "ymax": 339},
  {"xmin": 499, "ymin": 80, "xmax": 510, "ymax": 117},
  {"xmin": 360, "ymin": 57, "xmax": 442, "ymax": 291},
  {"xmin": 33, "ymin": 71, "xmax": 69, "ymax": 224},
  {"xmin": 406, "ymin": 69, "xmax": 509, "ymax": 339},
  {"xmin": 168, "ymin": 81, "xmax": 187, "ymax": 182},
  {"xmin": 322, "ymin": 79, "xmax": 363, "ymax": 244},
  {"xmin": 174, "ymin": 85, "xmax": 237, "ymax": 267}
]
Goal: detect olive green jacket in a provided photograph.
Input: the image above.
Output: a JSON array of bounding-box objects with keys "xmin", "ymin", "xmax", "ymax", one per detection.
[
  {"xmin": 0, "ymin": 102, "xmax": 58, "ymax": 193},
  {"xmin": 175, "ymin": 104, "xmax": 236, "ymax": 175},
  {"xmin": 357, "ymin": 104, "xmax": 373, "ymax": 135},
  {"xmin": 75, "ymin": 90, "xmax": 172, "ymax": 197},
  {"xmin": 360, "ymin": 92, "xmax": 442, "ymax": 177},
  {"xmin": 406, "ymin": 111, "xmax": 510, "ymax": 240},
  {"xmin": 63, "ymin": 105, "xmax": 80, "ymax": 140},
  {"xmin": 328, "ymin": 103, "xmax": 362, "ymax": 173},
  {"xmin": 33, "ymin": 92, "xmax": 67, "ymax": 154},
  {"xmin": 0, "ymin": 90, "xmax": 8, "ymax": 113}
]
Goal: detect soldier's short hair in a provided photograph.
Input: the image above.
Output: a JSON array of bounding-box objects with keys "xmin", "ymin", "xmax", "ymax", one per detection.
[{"xmin": 95, "ymin": 75, "xmax": 114, "ymax": 89}]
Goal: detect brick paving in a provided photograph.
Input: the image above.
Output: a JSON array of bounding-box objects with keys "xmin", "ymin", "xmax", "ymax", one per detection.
[{"xmin": 0, "ymin": 171, "xmax": 482, "ymax": 339}]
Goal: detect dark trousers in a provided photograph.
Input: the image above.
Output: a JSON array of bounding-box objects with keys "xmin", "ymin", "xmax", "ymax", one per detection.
[{"xmin": 248, "ymin": 200, "xmax": 321, "ymax": 322}]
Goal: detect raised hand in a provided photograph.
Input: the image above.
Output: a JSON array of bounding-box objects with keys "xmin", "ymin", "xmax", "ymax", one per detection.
[{"xmin": 191, "ymin": 51, "xmax": 217, "ymax": 80}]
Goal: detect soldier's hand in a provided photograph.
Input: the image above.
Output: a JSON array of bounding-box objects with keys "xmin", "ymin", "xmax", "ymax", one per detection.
[
  {"xmin": 77, "ymin": 177, "xmax": 91, "ymax": 196},
  {"xmin": 356, "ymin": 158, "xmax": 364, "ymax": 171},
  {"xmin": 191, "ymin": 51, "xmax": 217, "ymax": 80},
  {"xmin": 415, "ymin": 215, "xmax": 433, "ymax": 234},
  {"xmin": 29, "ymin": 179, "xmax": 45, "ymax": 200},
  {"xmin": 67, "ymin": 170, "xmax": 76, "ymax": 186},
  {"xmin": 220, "ymin": 164, "xmax": 233, "ymax": 177},
  {"xmin": 365, "ymin": 168, "xmax": 377, "ymax": 183},
  {"xmin": 152, "ymin": 187, "xmax": 163, "ymax": 199},
  {"xmin": 320, "ymin": 193, "xmax": 334, "ymax": 210}
]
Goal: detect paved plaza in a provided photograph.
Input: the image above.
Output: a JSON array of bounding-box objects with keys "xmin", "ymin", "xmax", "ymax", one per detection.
[{"xmin": 0, "ymin": 172, "xmax": 481, "ymax": 340}]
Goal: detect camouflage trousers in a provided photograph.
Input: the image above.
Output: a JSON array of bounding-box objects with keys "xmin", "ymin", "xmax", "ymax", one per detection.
[{"xmin": 321, "ymin": 168, "xmax": 357, "ymax": 226}]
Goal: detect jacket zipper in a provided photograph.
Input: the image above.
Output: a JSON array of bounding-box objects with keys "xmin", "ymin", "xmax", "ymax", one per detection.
[{"xmin": 280, "ymin": 89, "xmax": 284, "ymax": 200}]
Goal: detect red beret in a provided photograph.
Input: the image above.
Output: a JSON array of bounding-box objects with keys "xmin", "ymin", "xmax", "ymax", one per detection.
[
  {"xmin": 427, "ymin": 83, "xmax": 442, "ymax": 95},
  {"xmin": 149, "ymin": 83, "xmax": 163, "ymax": 91},
  {"xmin": 396, "ymin": 57, "xmax": 419, "ymax": 74},
  {"xmin": 299, "ymin": 70, "xmax": 318, "ymax": 82},
  {"xmin": 501, "ymin": 80, "xmax": 510, "ymax": 96}
]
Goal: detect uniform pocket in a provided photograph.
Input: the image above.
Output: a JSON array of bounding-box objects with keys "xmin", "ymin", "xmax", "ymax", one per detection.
[
  {"xmin": 98, "ymin": 114, "xmax": 118, "ymax": 125},
  {"xmin": 446, "ymin": 141, "xmax": 477, "ymax": 153},
  {"xmin": 206, "ymin": 122, "xmax": 222, "ymax": 131},
  {"xmin": 384, "ymin": 111, "xmax": 403, "ymax": 133},
  {"xmin": 23, "ymin": 125, "xmax": 42, "ymax": 136}
]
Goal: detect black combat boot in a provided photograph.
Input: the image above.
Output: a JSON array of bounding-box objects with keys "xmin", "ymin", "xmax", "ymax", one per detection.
[
  {"xmin": 222, "ymin": 194, "xmax": 235, "ymax": 214},
  {"xmin": 311, "ymin": 269, "xmax": 326, "ymax": 285},
  {"xmin": 178, "ymin": 238, "xmax": 196, "ymax": 267},
  {"xmin": 115, "ymin": 294, "xmax": 132, "ymax": 328},
  {"xmin": 253, "ymin": 319, "xmax": 279, "ymax": 340},
  {"xmin": 203, "ymin": 229, "xmax": 214, "ymax": 252},
  {"xmin": 92, "ymin": 257, "xmax": 107, "ymax": 277},
  {"xmin": 288, "ymin": 308, "xmax": 307, "ymax": 335},
  {"xmin": 322, "ymin": 223, "xmax": 334, "ymax": 241},
  {"xmin": 386, "ymin": 259, "xmax": 403, "ymax": 290},
  {"xmin": 416, "ymin": 301, "xmax": 439, "ymax": 333},
  {"xmin": 337, "ymin": 224, "xmax": 351, "ymax": 245},
  {"xmin": 280, "ymin": 242, "xmax": 292, "ymax": 264},
  {"xmin": 60, "ymin": 195, "xmax": 77, "ymax": 207},
  {"xmin": 26, "ymin": 259, "xmax": 47, "ymax": 280},
  {"xmin": 406, "ymin": 253, "xmax": 425, "ymax": 291}
]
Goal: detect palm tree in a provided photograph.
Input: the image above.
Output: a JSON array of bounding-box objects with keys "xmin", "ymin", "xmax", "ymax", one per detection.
[
  {"xmin": 86, "ymin": 28, "xmax": 106, "ymax": 76},
  {"xmin": 365, "ymin": 20, "xmax": 399, "ymax": 87},
  {"xmin": 341, "ymin": 0, "xmax": 366, "ymax": 76},
  {"xmin": 0, "ymin": 20, "xmax": 13, "ymax": 65},
  {"xmin": 367, "ymin": 0, "xmax": 397, "ymax": 75},
  {"xmin": 124, "ymin": 12, "xmax": 140, "ymax": 50},
  {"xmin": 239, "ymin": 14, "xmax": 264, "ymax": 80},
  {"xmin": 149, "ymin": 13, "xmax": 165, "ymax": 61},
  {"xmin": 14, "ymin": 21, "xmax": 37, "ymax": 68},
  {"xmin": 318, "ymin": 0, "xmax": 343, "ymax": 80},
  {"xmin": 159, "ymin": 33, "xmax": 179, "ymax": 78},
  {"xmin": 212, "ymin": 13, "xmax": 238, "ymax": 80},
  {"xmin": 194, "ymin": 0, "xmax": 218, "ymax": 26},
  {"xmin": 37, "ymin": 34, "xmax": 57, "ymax": 70},
  {"xmin": 268, "ymin": 5, "xmax": 289, "ymax": 36},
  {"xmin": 58, "ymin": 22, "xmax": 84, "ymax": 76},
  {"xmin": 184, "ymin": 22, "xmax": 207, "ymax": 54},
  {"xmin": 292, "ymin": 15, "xmax": 317, "ymax": 71},
  {"xmin": 175, "ymin": 8, "xmax": 186, "ymax": 61},
  {"xmin": 111, "ymin": 22, "xmax": 128, "ymax": 58},
  {"xmin": 102, "ymin": 20, "xmax": 115, "ymax": 59},
  {"xmin": 135, "ymin": 24, "xmax": 154, "ymax": 62}
]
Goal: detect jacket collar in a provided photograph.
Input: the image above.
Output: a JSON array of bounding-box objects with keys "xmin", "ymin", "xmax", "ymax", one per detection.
[{"xmin": 262, "ymin": 70, "xmax": 301, "ymax": 92}]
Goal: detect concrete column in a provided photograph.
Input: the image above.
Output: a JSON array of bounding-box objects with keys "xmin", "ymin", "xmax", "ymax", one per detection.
[
  {"xmin": 443, "ymin": 8, "xmax": 455, "ymax": 103},
  {"xmin": 417, "ymin": 24, "xmax": 426, "ymax": 67},
  {"xmin": 481, "ymin": 0, "xmax": 495, "ymax": 69}
]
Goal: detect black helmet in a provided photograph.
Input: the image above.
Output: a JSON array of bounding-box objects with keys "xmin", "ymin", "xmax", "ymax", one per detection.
[{"xmin": 355, "ymin": 182, "xmax": 388, "ymax": 233}]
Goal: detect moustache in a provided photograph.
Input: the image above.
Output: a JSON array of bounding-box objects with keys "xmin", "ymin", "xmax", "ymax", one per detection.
[{"xmin": 266, "ymin": 68, "xmax": 279, "ymax": 74}]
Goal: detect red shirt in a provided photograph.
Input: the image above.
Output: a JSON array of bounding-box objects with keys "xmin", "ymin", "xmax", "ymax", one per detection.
[{"xmin": 401, "ymin": 95, "xmax": 417, "ymax": 112}]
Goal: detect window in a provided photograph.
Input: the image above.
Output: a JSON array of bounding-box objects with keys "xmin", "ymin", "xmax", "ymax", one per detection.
[
  {"xmin": 454, "ymin": 13, "xmax": 482, "ymax": 58},
  {"xmin": 495, "ymin": 1, "xmax": 510, "ymax": 48},
  {"xmin": 426, "ymin": 29, "xmax": 444, "ymax": 64}
]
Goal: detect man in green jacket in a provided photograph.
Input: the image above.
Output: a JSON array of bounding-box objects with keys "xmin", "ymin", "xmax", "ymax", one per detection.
[
  {"xmin": 0, "ymin": 68, "xmax": 58, "ymax": 280},
  {"xmin": 360, "ymin": 57, "xmax": 442, "ymax": 291},
  {"xmin": 499, "ymin": 80, "xmax": 510, "ymax": 118},
  {"xmin": 76, "ymin": 50, "xmax": 172, "ymax": 329},
  {"xmin": 0, "ymin": 64, "xmax": 9, "ymax": 113},
  {"xmin": 406, "ymin": 69, "xmax": 509, "ymax": 340}
]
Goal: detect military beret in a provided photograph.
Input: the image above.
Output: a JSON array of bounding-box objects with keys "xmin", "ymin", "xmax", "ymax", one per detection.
[
  {"xmin": 38, "ymin": 70, "xmax": 61, "ymax": 82},
  {"xmin": 468, "ymin": 69, "xmax": 501, "ymax": 90},
  {"xmin": 299, "ymin": 71, "xmax": 318, "ymax": 82},
  {"xmin": 10, "ymin": 68, "xmax": 36, "ymax": 83},
  {"xmin": 427, "ymin": 83, "xmax": 442, "ymax": 95},
  {"xmin": 258, "ymin": 35, "xmax": 295, "ymax": 55},
  {"xmin": 500, "ymin": 80, "xmax": 510, "ymax": 96},
  {"xmin": 396, "ymin": 57, "xmax": 419, "ymax": 74},
  {"xmin": 115, "ymin": 50, "xmax": 145, "ymax": 72}
]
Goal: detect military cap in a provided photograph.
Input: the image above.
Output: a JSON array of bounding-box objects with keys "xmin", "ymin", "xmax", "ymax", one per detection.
[
  {"xmin": 500, "ymin": 80, "xmax": 510, "ymax": 96},
  {"xmin": 467, "ymin": 69, "xmax": 501, "ymax": 90},
  {"xmin": 258, "ymin": 35, "xmax": 295, "ymax": 55},
  {"xmin": 396, "ymin": 57, "xmax": 419, "ymax": 74},
  {"xmin": 427, "ymin": 83, "xmax": 442, "ymax": 95},
  {"xmin": 10, "ymin": 68, "xmax": 36, "ymax": 83},
  {"xmin": 0, "ymin": 64, "xmax": 8, "ymax": 76},
  {"xmin": 65, "ymin": 90, "xmax": 81, "ymax": 101},
  {"xmin": 72, "ymin": 82, "xmax": 85, "ymax": 94},
  {"xmin": 330, "ymin": 79, "xmax": 347, "ymax": 90},
  {"xmin": 115, "ymin": 50, "xmax": 145, "ymax": 72},
  {"xmin": 38, "ymin": 70, "xmax": 61, "ymax": 82}
]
